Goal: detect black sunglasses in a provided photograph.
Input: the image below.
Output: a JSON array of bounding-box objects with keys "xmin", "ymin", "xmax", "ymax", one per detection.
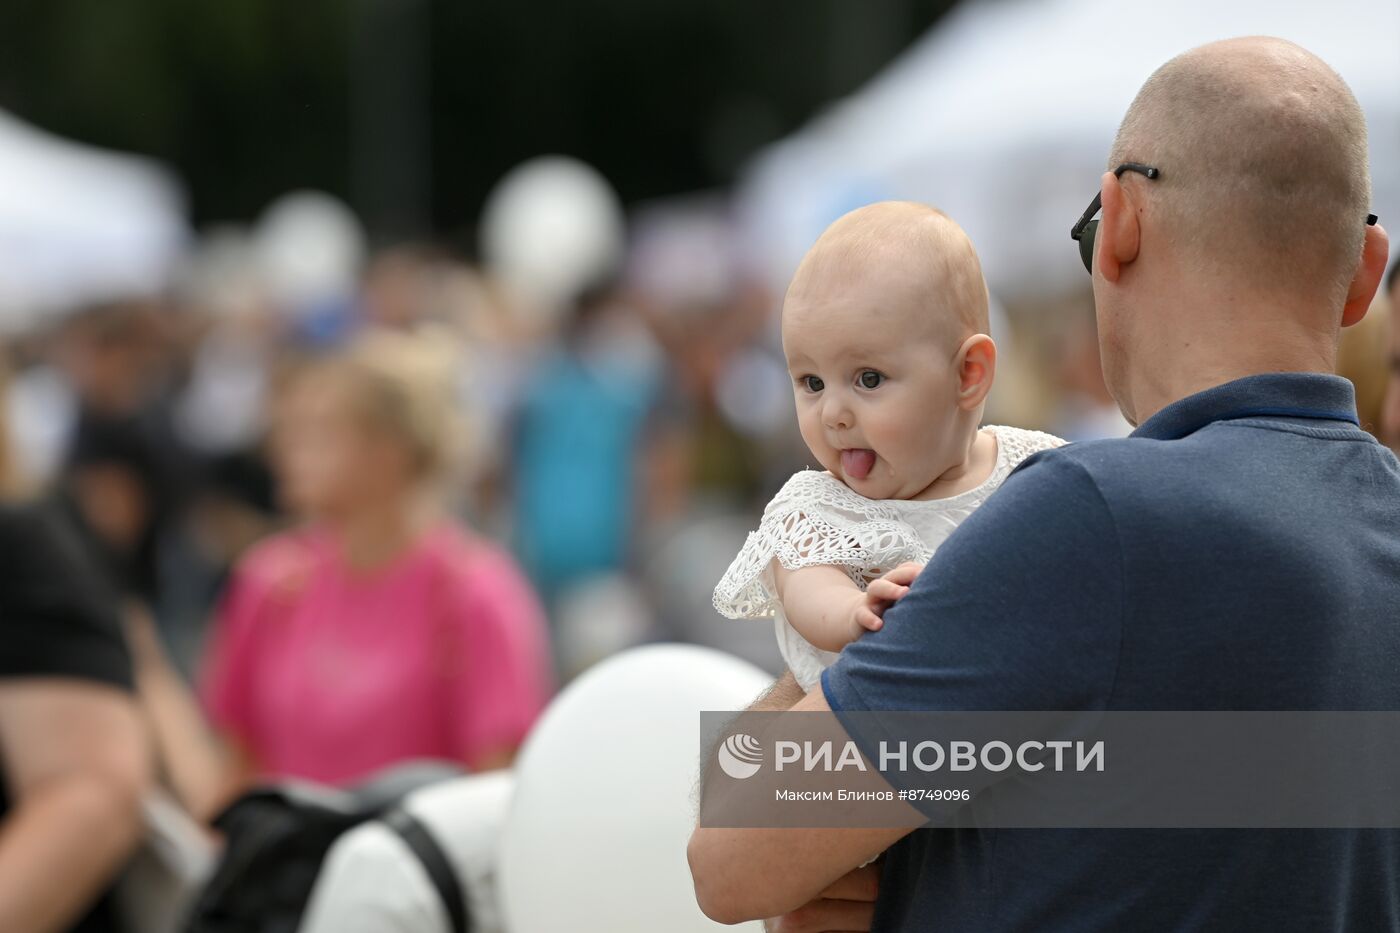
[
  {"xmin": 1069, "ymin": 162, "xmax": 1381, "ymax": 274},
  {"xmin": 1069, "ymin": 162, "xmax": 1159, "ymax": 273}
]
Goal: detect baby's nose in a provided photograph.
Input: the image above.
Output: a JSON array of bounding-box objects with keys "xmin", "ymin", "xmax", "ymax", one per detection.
[{"xmin": 821, "ymin": 394, "xmax": 854, "ymax": 430}]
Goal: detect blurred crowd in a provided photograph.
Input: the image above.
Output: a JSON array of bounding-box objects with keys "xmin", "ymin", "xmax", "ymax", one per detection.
[
  {"xmin": 1, "ymin": 149, "xmax": 1396, "ymax": 931},
  {"xmin": 7, "ymin": 163, "xmax": 1399, "ymax": 700}
]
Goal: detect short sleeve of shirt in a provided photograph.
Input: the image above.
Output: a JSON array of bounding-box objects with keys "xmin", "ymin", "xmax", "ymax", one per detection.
[
  {"xmin": 437, "ymin": 544, "xmax": 554, "ymax": 769},
  {"xmin": 0, "ymin": 503, "xmax": 132, "ymax": 690},
  {"xmin": 199, "ymin": 535, "xmax": 311, "ymax": 743},
  {"xmin": 200, "ymin": 563, "xmax": 262, "ymax": 742},
  {"xmin": 712, "ymin": 470, "xmax": 925, "ymax": 620},
  {"xmin": 821, "ymin": 450, "xmax": 1124, "ymax": 752}
]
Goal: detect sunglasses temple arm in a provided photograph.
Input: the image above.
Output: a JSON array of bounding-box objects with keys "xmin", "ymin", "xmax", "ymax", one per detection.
[{"xmin": 1071, "ymin": 193, "xmax": 1103, "ymax": 240}]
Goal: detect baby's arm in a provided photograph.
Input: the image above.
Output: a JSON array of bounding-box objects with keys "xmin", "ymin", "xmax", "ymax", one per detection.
[{"xmin": 773, "ymin": 562, "xmax": 923, "ymax": 653}]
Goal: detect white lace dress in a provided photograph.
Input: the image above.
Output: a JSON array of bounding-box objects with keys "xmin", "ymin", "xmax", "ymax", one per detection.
[{"xmin": 713, "ymin": 425, "xmax": 1065, "ymax": 690}]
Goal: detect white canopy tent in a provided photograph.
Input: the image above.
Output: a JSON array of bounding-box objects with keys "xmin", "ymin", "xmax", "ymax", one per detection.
[
  {"xmin": 0, "ymin": 109, "xmax": 187, "ymax": 329},
  {"xmin": 737, "ymin": 0, "xmax": 1400, "ymax": 303}
]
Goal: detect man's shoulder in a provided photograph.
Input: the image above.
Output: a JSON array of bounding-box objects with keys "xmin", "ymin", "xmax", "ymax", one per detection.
[
  {"xmin": 998, "ymin": 438, "xmax": 1119, "ymax": 500},
  {"xmin": 1008, "ymin": 436, "xmax": 1177, "ymax": 500},
  {"xmin": 1013, "ymin": 434, "xmax": 1159, "ymax": 474},
  {"xmin": 990, "ymin": 436, "xmax": 1196, "ymax": 542}
]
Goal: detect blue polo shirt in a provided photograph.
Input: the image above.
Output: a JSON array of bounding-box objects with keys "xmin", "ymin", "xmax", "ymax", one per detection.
[{"xmin": 822, "ymin": 373, "xmax": 1400, "ymax": 932}]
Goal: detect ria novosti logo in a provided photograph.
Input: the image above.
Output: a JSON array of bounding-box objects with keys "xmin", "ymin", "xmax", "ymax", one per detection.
[
  {"xmin": 717, "ymin": 733, "xmax": 763, "ymax": 779},
  {"xmin": 715, "ymin": 734, "xmax": 1106, "ymax": 779}
]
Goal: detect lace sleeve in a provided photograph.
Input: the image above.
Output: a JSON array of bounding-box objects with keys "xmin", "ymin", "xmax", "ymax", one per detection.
[
  {"xmin": 712, "ymin": 471, "xmax": 924, "ymax": 619},
  {"xmin": 988, "ymin": 424, "xmax": 1068, "ymax": 468}
]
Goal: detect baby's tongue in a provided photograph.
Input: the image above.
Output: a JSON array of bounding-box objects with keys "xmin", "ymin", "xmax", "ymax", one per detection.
[{"xmin": 841, "ymin": 448, "xmax": 876, "ymax": 480}]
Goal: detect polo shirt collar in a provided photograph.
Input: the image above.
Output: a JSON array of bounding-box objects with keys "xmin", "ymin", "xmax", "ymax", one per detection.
[{"xmin": 1131, "ymin": 372, "xmax": 1360, "ymax": 441}]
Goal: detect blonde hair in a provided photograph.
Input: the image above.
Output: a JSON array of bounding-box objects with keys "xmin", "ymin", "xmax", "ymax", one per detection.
[{"xmin": 300, "ymin": 327, "xmax": 467, "ymax": 487}]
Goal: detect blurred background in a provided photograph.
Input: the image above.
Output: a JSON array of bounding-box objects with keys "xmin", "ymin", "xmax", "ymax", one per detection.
[
  {"xmin": 0, "ymin": 0, "xmax": 1396, "ymax": 683},
  {"xmin": 1, "ymin": 2, "xmax": 1398, "ymax": 929}
]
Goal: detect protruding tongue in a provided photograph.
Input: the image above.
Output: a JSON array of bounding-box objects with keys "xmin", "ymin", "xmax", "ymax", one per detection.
[{"xmin": 841, "ymin": 448, "xmax": 876, "ymax": 480}]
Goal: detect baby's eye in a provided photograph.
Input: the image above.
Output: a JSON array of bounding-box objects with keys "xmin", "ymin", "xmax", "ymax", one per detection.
[
  {"xmin": 858, "ymin": 370, "xmax": 884, "ymax": 389},
  {"xmin": 802, "ymin": 375, "xmax": 825, "ymax": 393}
]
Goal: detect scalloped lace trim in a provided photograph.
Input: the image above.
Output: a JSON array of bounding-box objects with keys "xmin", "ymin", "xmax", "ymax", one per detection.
[{"xmin": 712, "ymin": 425, "xmax": 1064, "ymax": 621}]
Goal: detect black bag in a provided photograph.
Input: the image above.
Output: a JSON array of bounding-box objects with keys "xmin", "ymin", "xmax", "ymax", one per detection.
[{"xmin": 182, "ymin": 764, "xmax": 470, "ymax": 933}]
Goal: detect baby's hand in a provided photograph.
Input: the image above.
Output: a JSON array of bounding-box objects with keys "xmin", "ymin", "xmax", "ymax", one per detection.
[{"xmin": 852, "ymin": 561, "xmax": 925, "ymax": 634}]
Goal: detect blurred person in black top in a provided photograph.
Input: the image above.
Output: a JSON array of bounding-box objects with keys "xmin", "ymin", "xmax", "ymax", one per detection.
[
  {"xmin": 0, "ymin": 489, "xmax": 153, "ymax": 928},
  {"xmin": 51, "ymin": 300, "xmax": 194, "ymax": 606}
]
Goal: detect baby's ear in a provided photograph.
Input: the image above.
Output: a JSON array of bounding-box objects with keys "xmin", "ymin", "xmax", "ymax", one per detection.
[{"xmin": 955, "ymin": 334, "xmax": 996, "ymax": 410}]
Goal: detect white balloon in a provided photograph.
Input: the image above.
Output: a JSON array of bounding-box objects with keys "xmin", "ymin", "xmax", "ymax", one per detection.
[
  {"xmin": 253, "ymin": 190, "xmax": 366, "ymax": 314},
  {"xmin": 498, "ymin": 644, "xmax": 770, "ymax": 933},
  {"xmin": 479, "ymin": 156, "xmax": 624, "ymax": 327}
]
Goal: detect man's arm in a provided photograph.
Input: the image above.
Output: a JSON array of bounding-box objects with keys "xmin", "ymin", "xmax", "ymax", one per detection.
[
  {"xmin": 688, "ymin": 683, "xmax": 913, "ymax": 924},
  {"xmin": 749, "ymin": 669, "xmax": 806, "ymax": 712},
  {"xmin": 742, "ymin": 672, "xmax": 885, "ymax": 931},
  {"xmin": 750, "ymin": 673, "xmax": 884, "ymax": 933},
  {"xmin": 0, "ymin": 678, "xmax": 153, "ymax": 933},
  {"xmin": 765, "ymin": 866, "xmax": 881, "ymax": 933}
]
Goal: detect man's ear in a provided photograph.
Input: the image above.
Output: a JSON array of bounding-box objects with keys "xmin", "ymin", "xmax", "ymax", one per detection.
[
  {"xmin": 1341, "ymin": 222, "xmax": 1390, "ymax": 328},
  {"xmin": 1096, "ymin": 171, "xmax": 1141, "ymax": 283},
  {"xmin": 954, "ymin": 334, "xmax": 996, "ymax": 411}
]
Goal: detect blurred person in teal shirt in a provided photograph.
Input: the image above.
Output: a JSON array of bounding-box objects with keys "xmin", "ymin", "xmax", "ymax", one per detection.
[{"xmin": 511, "ymin": 284, "xmax": 661, "ymax": 609}]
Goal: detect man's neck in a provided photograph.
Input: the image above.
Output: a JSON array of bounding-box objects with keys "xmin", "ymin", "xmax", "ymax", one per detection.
[{"xmin": 1124, "ymin": 311, "xmax": 1338, "ymax": 426}]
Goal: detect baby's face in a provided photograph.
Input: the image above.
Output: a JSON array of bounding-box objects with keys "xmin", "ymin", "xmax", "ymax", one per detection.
[{"xmin": 782, "ymin": 258, "xmax": 965, "ymax": 500}]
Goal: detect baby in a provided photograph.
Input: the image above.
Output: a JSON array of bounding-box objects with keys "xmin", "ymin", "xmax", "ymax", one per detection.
[{"xmin": 714, "ymin": 202, "xmax": 1064, "ymax": 690}]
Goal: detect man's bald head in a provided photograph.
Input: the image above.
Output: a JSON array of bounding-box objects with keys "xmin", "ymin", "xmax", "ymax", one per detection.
[
  {"xmin": 1110, "ymin": 37, "xmax": 1371, "ymax": 305},
  {"xmin": 787, "ymin": 202, "xmax": 989, "ymax": 348}
]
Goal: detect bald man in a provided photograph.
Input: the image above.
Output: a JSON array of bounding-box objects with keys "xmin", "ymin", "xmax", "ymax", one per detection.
[{"xmin": 690, "ymin": 37, "xmax": 1396, "ymax": 932}]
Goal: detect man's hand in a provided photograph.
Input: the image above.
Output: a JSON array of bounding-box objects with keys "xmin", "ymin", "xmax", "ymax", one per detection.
[
  {"xmin": 852, "ymin": 562, "xmax": 924, "ymax": 633},
  {"xmin": 765, "ymin": 862, "xmax": 881, "ymax": 932}
]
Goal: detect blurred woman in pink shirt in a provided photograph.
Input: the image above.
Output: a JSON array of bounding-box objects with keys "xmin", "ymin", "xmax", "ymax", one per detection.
[{"xmin": 201, "ymin": 330, "xmax": 552, "ymax": 791}]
